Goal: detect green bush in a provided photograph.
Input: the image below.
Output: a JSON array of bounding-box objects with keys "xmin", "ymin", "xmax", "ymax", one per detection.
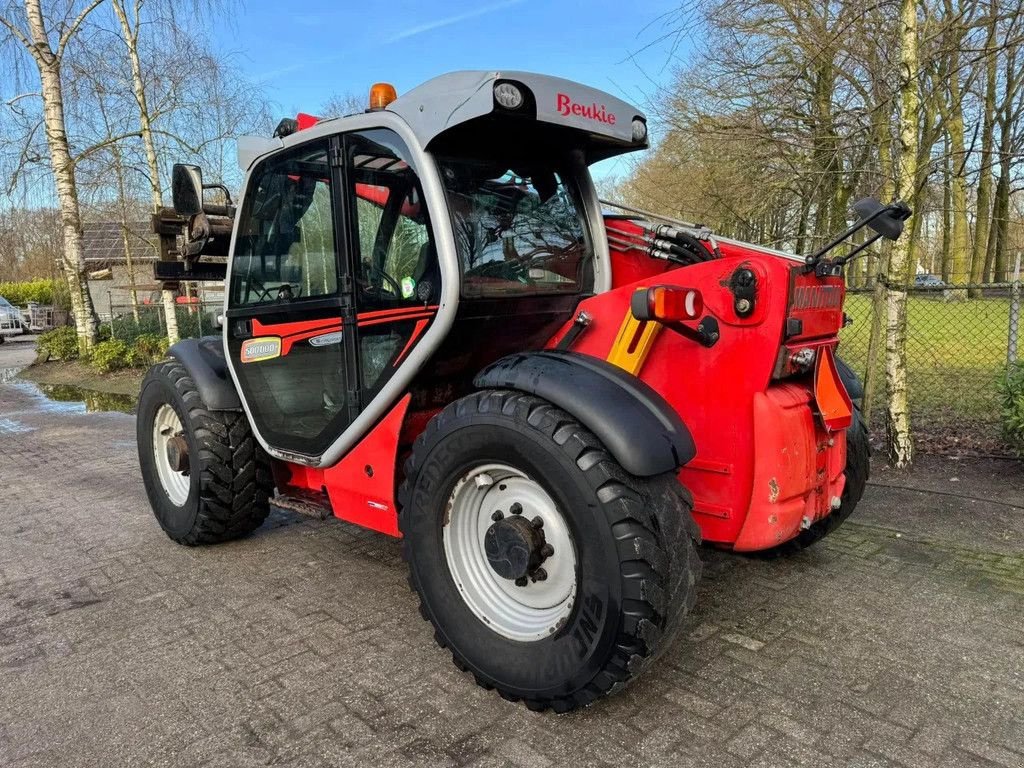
[
  {"xmin": 175, "ymin": 307, "xmax": 219, "ymax": 340},
  {"xmin": 0, "ymin": 278, "xmax": 69, "ymax": 309},
  {"xmin": 38, "ymin": 324, "xmax": 171, "ymax": 371},
  {"xmin": 89, "ymin": 339, "xmax": 134, "ymax": 373},
  {"xmin": 1001, "ymin": 362, "xmax": 1024, "ymax": 457},
  {"xmin": 109, "ymin": 313, "xmax": 162, "ymax": 343},
  {"xmin": 107, "ymin": 306, "xmax": 216, "ymax": 344},
  {"xmin": 131, "ymin": 333, "xmax": 170, "ymax": 366},
  {"xmin": 36, "ymin": 326, "xmax": 80, "ymax": 360}
]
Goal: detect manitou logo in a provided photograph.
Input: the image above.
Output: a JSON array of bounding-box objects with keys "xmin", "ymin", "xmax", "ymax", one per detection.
[
  {"xmin": 556, "ymin": 93, "xmax": 617, "ymax": 125},
  {"xmin": 791, "ymin": 285, "xmax": 843, "ymax": 311}
]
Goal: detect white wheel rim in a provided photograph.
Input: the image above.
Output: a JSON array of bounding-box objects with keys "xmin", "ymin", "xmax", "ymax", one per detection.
[
  {"xmin": 442, "ymin": 463, "xmax": 578, "ymax": 642},
  {"xmin": 152, "ymin": 404, "xmax": 190, "ymax": 507}
]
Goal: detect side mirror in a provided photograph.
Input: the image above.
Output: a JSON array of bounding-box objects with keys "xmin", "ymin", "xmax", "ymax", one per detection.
[
  {"xmin": 852, "ymin": 197, "xmax": 912, "ymax": 241},
  {"xmin": 172, "ymin": 163, "xmax": 204, "ymax": 216}
]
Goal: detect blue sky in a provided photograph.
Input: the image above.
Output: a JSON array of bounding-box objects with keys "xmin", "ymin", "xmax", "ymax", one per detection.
[{"xmin": 216, "ymin": 0, "xmax": 686, "ymax": 179}]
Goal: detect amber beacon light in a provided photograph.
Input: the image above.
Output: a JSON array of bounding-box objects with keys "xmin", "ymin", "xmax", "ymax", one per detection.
[{"xmin": 369, "ymin": 82, "xmax": 398, "ymax": 110}]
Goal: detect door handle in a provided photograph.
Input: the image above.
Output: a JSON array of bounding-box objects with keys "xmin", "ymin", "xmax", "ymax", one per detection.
[{"xmin": 232, "ymin": 319, "xmax": 252, "ymax": 339}]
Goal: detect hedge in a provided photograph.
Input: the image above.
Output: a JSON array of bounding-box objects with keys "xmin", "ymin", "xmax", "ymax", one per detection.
[{"xmin": 0, "ymin": 278, "xmax": 70, "ymax": 309}]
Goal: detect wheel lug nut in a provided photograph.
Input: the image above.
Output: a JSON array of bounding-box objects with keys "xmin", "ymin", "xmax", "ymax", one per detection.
[
  {"xmin": 532, "ymin": 568, "xmax": 548, "ymax": 582},
  {"xmin": 510, "ymin": 503, "xmax": 523, "ymax": 515},
  {"xmin": 514, "ymin": 576, "xmax": 528, "ymax": 587},
  {"xmin": 540, "ymin": 544, "xmax": 554, "ymax": 558},
  {"xmin": 491, "ymin": 510, "xmax": 503, "ymax": 521},
  {"xmin": 531, "ymin": 516, "xmax": 543, "ymax": 529}
]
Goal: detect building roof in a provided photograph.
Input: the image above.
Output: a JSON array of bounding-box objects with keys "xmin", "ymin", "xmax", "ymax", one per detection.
[{"xmin": 82, "ymin": 221, "xmax": 158, "ymax": 268}]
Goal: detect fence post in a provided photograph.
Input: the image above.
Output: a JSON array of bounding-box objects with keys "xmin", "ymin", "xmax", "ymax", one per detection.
[
  {"xmin": 1009, "ymin": 252, "xmax": 1021, "ymax": 366},
  {"xmin": 107, "ymin": 291, "xmax": 115, "ymax": 340}
]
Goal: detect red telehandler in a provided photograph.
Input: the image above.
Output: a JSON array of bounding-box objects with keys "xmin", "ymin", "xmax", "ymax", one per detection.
[{"xmin": 138, "ymin": 71, "xmax": 909, "ymax": 711}]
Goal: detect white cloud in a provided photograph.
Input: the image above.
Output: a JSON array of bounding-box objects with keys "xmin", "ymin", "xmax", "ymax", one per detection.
[{"xmin": 387, "ymin": 0, "xmax": 526, "ymax": 43}]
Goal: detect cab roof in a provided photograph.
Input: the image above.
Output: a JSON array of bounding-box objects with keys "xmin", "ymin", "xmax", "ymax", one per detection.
[
  {"xmin": 239, "ymin": 70, "xmax": 648, "ymax": 169},
  {"xmin": 386, "ymin": 70, "xmax": 648, "ymax": 161}
]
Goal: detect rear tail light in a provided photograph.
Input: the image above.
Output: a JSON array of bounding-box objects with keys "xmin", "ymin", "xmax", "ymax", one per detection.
[
  {"xmin": 631, "ymin": 286, "xmax": 703, "ymax": 323},
  {"xmin": 774, "ymin": 344, "xmax": 818, "ymax": 379},
  {"xmin": 775, "ymin": 269, "xmax": 847, "ymax": 380}
]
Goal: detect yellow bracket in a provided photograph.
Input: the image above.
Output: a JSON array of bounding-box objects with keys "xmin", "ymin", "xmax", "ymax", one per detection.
[{"xmin": 606, "ymin": 290, "xmax": 663, "ymax": 375}]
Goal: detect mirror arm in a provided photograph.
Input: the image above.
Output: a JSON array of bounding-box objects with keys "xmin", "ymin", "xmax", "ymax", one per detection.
[
  {"xmin": 203, "ymin": 182, "xmax": 234, "ymax": 207},
  {"xmin": 805, "ymin": 206, "xmax": 891, "ymax": 265},
  {"xmin": 833, "ymin": 230, "xmax": 885, "ymax": 266}
]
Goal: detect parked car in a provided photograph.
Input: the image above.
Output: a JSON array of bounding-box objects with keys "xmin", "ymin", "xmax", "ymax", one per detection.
[
  {"xmin": 914, "ymin": 273, "xmax": 946, "ymax": 288},
  {"xmin": 0, "ymin": 296, "xmax": 25, "ymax": 340},
  {"xmin": 914, "ymin": 272, "xmax": 954, "ymax": 300}
]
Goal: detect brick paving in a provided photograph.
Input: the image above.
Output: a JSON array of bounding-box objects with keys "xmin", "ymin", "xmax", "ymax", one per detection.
[{"xmin": 2, "ymin": 350, "xmax": 1023, "ymax": 766}]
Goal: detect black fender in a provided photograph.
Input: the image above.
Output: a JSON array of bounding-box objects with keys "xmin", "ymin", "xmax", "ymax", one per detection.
[
  {"xmin": 168, "ymin": 336, "xmax": 242, "ymax": 411},
  {"xmin": 835, "ymin": 355, "xmax": 863, "ymax": 401},
  {"xmin": 473, "ymin": 350, "xmax": 695, "ymax": 477}
]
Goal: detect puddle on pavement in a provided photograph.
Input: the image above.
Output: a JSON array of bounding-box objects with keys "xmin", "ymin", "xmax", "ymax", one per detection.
[
  {"xmin": 36, "ymin": 382, "xmax": 137, "ymax": 413},
  {"xmin": 2, "ymin": 375, "xmax": 137, "ymax": 416}
]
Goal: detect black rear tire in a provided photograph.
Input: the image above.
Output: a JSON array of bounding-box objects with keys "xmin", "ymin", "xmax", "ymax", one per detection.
[
  {"xmin": 398, "ymin": 389, "xmax": 701, "ymax": 712},
  {"xmin": 137, "ymin": 359, "xmax": 273, "ymax": 545},
  {"xmin": 760, "ymin": 405, "xmax": 869, "ymax": 556}
]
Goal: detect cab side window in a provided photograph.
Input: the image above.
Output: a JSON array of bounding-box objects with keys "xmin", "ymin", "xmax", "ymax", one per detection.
[
  {"xmin": 231, "ymin": 140, "xmax": 338, "ymax": 308},
  {"xmin": 349, "ymin": 130, "xmax": 438, "ymax": 310},
  {"xmin": 347, "ymin": 130, "xmax": 439, "ymax": 397}
]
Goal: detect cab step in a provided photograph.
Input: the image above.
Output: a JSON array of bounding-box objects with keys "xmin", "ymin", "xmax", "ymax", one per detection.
[{"xmin": 270, "ymin": 491, "xmax": 334, "ymax": 520}]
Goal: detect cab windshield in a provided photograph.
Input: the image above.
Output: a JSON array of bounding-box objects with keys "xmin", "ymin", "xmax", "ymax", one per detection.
[{"xmin": 436, "ymin": 157, "xmax": 591, "ymax": 297}]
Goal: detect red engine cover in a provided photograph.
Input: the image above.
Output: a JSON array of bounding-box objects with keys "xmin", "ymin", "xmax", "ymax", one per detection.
[{"xmin": 549, "ymin": 229, "xmax": 849, "ymax": 548}]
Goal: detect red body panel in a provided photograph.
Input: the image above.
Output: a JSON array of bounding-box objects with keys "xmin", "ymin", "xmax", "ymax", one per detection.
[
  {"xmin": 277, "ymin": 395, "xmax": 410, "ymax": 536},
  {"xmin": 605, "ymin": 219, "xmax": 675, "ymax": 287},
  {"xmin": 732, "ymin": 385, "xmax": 846, "ymax": 550},
  {"xmin": 253, "ymin": 307, "xmax": 438, "ymax": 358},
  {"xmin": 551, "ymin": 227, "xmax": 850, "ymax": 548},
  {"xmin": 269, "ymin": 220, "xmax": 850, "ymax": 550}
]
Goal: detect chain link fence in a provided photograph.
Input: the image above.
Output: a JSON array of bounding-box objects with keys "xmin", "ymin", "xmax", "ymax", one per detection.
[
  {"xmin": 98, "ymin": 293, "xmax": 223, "ymax": 343},
  {"xmin": 89, "ymin": 272, "xmax": 1023, "ymax": 455},
  {"xmin": 839, "ymin": 258, "xmax": 1021, "ymax": 454}
]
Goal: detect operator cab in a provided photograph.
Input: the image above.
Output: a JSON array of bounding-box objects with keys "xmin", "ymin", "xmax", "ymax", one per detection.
[{"xmin": 173, "ymin": 72, "xmax": 649, "ymax": 467}]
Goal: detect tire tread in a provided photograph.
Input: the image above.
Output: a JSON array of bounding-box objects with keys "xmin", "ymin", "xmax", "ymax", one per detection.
[
  {"xmin": 396, "ymin": 389, "xmax": 701, "ymax": 712},
  {"xmin": 141, "ymin": 360, "xmax": 273, "ymax": 546}
]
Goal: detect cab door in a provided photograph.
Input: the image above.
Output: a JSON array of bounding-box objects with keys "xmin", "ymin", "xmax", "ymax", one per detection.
[
  {"xmin": 225, "ymin": 129, "xmax": 441, "ymax": 460},
  {"xmin": 225, "ymin": 137, "xmax": 358, "ymax": 457}
]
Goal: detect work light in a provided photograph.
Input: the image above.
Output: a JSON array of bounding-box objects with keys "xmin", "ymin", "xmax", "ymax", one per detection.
[
  {"xmin": 494, "ymin": 82, "xmax": 524, "ymax": 110},
  {"xmin": 632, "ymin": 118, "xmax": 648, "ymax": 143}
]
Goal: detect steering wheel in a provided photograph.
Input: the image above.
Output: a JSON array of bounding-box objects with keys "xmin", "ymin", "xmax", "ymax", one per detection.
[
  {"xmin": 248, "ymin": 276, "xmax": 275, "ymax": 303},
  {"xmin": 363, "ymin": 263, "xmax": 403, "ymax": 298}
]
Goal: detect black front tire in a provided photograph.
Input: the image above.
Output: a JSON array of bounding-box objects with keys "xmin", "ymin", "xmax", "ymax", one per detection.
[
  {"xmin": 137, "ymin": 359, "xmax": 273, "ymax": 545},
  {"xmin": 398, "ymin": 389, "xmax": 701, "ymax": 712}
]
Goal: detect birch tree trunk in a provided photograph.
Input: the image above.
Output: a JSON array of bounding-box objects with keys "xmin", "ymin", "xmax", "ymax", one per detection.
[
  {"xmin": 884, "ymin": 0, "xmax": 920, "ymax": 468},
  {"xmin": 112, "ymin": 0, "xmax": 180, "ymax": 343},
  {"xmin": 969, "ymin": 4, "xmax": 998, "ymax": 296},
  {"xmin": 15, "ymin": 0, "xmax": 100, "ymax": 352},
  {"xmin": 861, "ymin": 101, "xmax": 895, "ymax": 428}
]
